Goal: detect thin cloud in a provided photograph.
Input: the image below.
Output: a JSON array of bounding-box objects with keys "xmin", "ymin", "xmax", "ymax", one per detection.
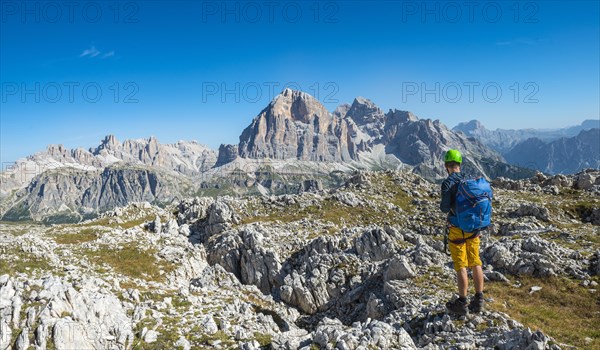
[
  {"xmin": 80, "ymin": 46, "xmax": 100, "ymax": 57},
  {"xmin": 495, "ymin": 38, "xmax": 538, "ymax": 46},
  {"xmin": 79, "ymin": 46, "xmax": 115, "ymax": 59}
]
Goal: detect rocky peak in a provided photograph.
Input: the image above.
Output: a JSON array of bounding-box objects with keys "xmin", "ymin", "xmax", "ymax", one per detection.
[
  {"xmin": 505, "ymin": 128, "xmax": 600, "ymax": 174},
  {"xmin": 454, "ymin": 119, "xmax": 486, "ymax": 133},
  {"xmin": 346, "ymin": 97, "xmax": 385, "ymax": 126},
  {"xmin": 146, "ymin": 135, "xmax": 160, "ymax": 156},
  {"xmin": 581, "ymin": 119, "xmax": 600, "ymax": 129},
  {"xmin": 46, "ymin": 144, "xmax": 67, "ymax": 158},
  {"xmin": 268, "ymin": 88, "xmax": 330, "ymax": 124},
  {"xmin": 95, "ymin": 134, "xmax": 120, "ymax": 153},
  {"xmin": 385, "ymin": 109, "xmax": 418, "ymax": 124},
  {"xmin": 1, "ymin": 134, "xmax": 218, "ymax": 199},
  {"xmin": 237, "ymin": 89, "xmax": 358, "ymax": 161},
  {"xmin": 333, "ymin": 103, "xmax": 351, "ymax": 118},
  {"xmin": 232, "ymin": 89, "xmax": 523, "ymax": 179}
]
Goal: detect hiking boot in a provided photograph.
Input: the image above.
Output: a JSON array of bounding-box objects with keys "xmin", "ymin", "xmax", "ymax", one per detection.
[
  {"xmin": 446, "ymin": 297, "xmax": 468, "ymax": 315},
  {"xmin": 469, "ymin": 295, "xmax": 485, "ymax": 314}
]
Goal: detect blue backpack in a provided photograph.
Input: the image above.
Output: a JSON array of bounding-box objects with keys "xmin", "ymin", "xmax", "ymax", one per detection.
[{"xmin": 455, "ymin": 177, "xmax": 493, "ymax": 232}]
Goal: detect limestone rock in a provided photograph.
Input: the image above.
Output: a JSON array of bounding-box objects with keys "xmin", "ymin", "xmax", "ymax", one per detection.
[{"xmin": 384, "ymin": 255, "xmax": 416, "ymax": 282}]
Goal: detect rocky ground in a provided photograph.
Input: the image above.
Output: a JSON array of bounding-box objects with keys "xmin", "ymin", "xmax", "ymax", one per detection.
[{"xmin": 1, "ymin": 169, "xmax": 599, "ymax": 350}]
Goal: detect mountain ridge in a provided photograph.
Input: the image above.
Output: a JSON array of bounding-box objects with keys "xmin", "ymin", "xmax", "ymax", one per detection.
[
  {"xmin": 505, "ymin": 128, "xmax": 600, "ymax": 174},
  {"xmin": 4, "ymin": 89, "xmax": 590, "ymax": 223},
  {"xmin": 453, "ymin": 118, "xmax": 599, "ymax": 154},
  {"xmin": 232, "ymin": 88, "xmax": 519, "ymax": 180}
]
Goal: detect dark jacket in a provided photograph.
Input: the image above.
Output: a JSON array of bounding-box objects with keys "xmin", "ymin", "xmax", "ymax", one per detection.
[{"xmin": 440, "ymin": 172, "xmax": 464, "ymax": 227}]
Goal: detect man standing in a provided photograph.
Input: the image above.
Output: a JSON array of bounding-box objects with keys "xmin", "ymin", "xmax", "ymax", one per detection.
[{"xmin": 440, "ymin": 149, "xmax": 485, "ymax": 315}]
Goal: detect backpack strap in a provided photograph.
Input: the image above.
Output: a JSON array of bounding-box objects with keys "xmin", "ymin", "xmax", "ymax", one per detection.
[{"xmin": 443, "ymin": 226, "xmax": 450, "ymax": 255}]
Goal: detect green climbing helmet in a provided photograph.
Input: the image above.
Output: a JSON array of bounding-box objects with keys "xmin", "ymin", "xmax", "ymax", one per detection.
[{"xmin": 444, "ymin": 149, "xmax": 462, "ymax": 164}]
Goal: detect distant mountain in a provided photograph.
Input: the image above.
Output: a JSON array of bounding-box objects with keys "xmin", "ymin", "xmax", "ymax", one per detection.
[
  {"xmin": 505, "ymin": 129, "xmax": 600, "ymax": 174},
  {"xmin": 0, "ymin": 89, "xmax": 536, "ymax": 222},
  {"xmin": 2, "ymin": 166, "xmax": 195, "ymax": 223},
  {"xmin": 1, "ymin": 135, "xmax": 216, "ymax": 195},
  {"xmin": 0, "ymin": 136, "xmax": 216, "ymax": 222},
  {"xmin": 453, "ymin": 119, "xmax": 600, "ymax": 154},
  {"xmin": 230, "ymin": 88, "xmax": 524, "ymax": 180}
]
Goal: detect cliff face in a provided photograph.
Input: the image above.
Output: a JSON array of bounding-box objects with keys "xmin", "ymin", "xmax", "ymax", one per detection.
[
  {"xmin": 2, "ymin": 166, "xmax": 192, "ymax": 222},
  {"xmin": 90, "ymin": 135, "xmax": 217, "ymax": 175},
  {"xmin": 238, "ymin": 88, "xmax": 361, "ymax": 161},
  {"xmin": 214, "ymin": 144, "xmax": 239, "ymax": 167}
]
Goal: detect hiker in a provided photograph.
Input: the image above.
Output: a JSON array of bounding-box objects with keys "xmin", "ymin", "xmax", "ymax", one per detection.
[{"xmin": 440, "ymin": 149, "xmax": 486, "ymax": 315}]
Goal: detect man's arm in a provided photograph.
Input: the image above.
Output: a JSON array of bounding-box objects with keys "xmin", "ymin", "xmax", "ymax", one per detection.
[{"xmin": 440, "ymin": 179, "xmax": 453, "ymax": 213}]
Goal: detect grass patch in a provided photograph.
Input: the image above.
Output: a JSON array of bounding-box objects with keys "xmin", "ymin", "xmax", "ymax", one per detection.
[
  {"xmin": 171, "ymin": 295, "xmax": 192, "ymax": 309},
  {"xmin": 184, "ymin": 325, "xmax": 236, "ymax": 349},
  {"xmin": 52, "ymin": 228, "xmax": 99, "ymax": 244},
  {"xmin": 0, "ymin": 228, "xmax": 29, "ymax": 236},
  {"xmin": 80, "ymin": 217, "xmax": 111, "ymax": 227},
  {"xmin": 240, "ymin": 172, "xmax": 417, "ymax": 226},
  {"xmin": 195, "ymin": 330, "xmax": 235, "ymax": 348},
  {"xmin": 254, "ymin": 332, "xmax": 272, "ymax": 347},
  {"xmin": 120, "ymin": 215, "xmax": 155, "ymax": 229},
  {"xmin": 486, "ymin": 276, "xmax": 600, "ymax": 349},
  {"xmin": 131, "ymin": 316, "xmax": 181, "ymax": 350},
  {"xmin": 243, "ymin": 291, "xmax": 270, "ymax": 308},
  {"xmin": 559, "ymin": 198, "xmax": 599, "ymax": 224},
  {"xmin": 412, "ymin": 269, "xmax": 455, "ymax": 293},
  {"xmin": 0, "ymin": 246, "xmax": 52, "ymax": 275},
  {"xmin": 83, "ymin": 245, "xmax": 175, "ymax": 281},
  {"xmin": 537, "ymin": 230, "xmax": 599, "ymax": 254},
  {"xmin": 80, "ymin": 213, "xmax": 155, "ymax": 230},
  {"xmin": 0, "ymin": 221, "xmax": 44, "ymax": 236},
  {"xmin": 241, "ymin": 176, "xmax": 416, "ymax": 230}
]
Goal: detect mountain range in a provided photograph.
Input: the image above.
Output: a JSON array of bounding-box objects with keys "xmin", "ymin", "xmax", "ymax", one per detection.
[
  {"xmin": 453, "ymin": 119, "xmax": 599, "ymax": 153},
  {"xmin": 453, "ymin": 119, "xmax": 599, "ymax": 174},
  {"xmin": 2, "ymin": 88, "xmax": 596, "ymax": 223},
  {"xmin": 504, "ymin": 128, "xmax": 600, "ymax": 174}
]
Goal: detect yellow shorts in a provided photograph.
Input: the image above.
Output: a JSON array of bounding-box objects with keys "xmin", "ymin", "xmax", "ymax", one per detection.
[{"xmin": 448, "ymin": 226, "xmax": 482, "ymax": 272}]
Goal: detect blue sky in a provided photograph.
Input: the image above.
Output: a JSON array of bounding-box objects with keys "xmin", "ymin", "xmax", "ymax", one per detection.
[{"xmin": 1, "ymin": 0, "xmax": 599, "ymax": 163}]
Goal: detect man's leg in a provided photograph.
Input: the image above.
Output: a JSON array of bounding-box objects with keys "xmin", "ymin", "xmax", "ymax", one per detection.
[
  {"xmin": 471, "ymin": 265, "xmax": 484, "ymax": 293},
  {"xmin": 467, "ymin": 237, "xmax": 485, "ymax": 313},
  {"xmin": 447, "ymin": 227, "xmax": 469, "ymax": 315},
  {"xmin": 457, "ymin": 267, "xmax": 469, "ymax": 297}
]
